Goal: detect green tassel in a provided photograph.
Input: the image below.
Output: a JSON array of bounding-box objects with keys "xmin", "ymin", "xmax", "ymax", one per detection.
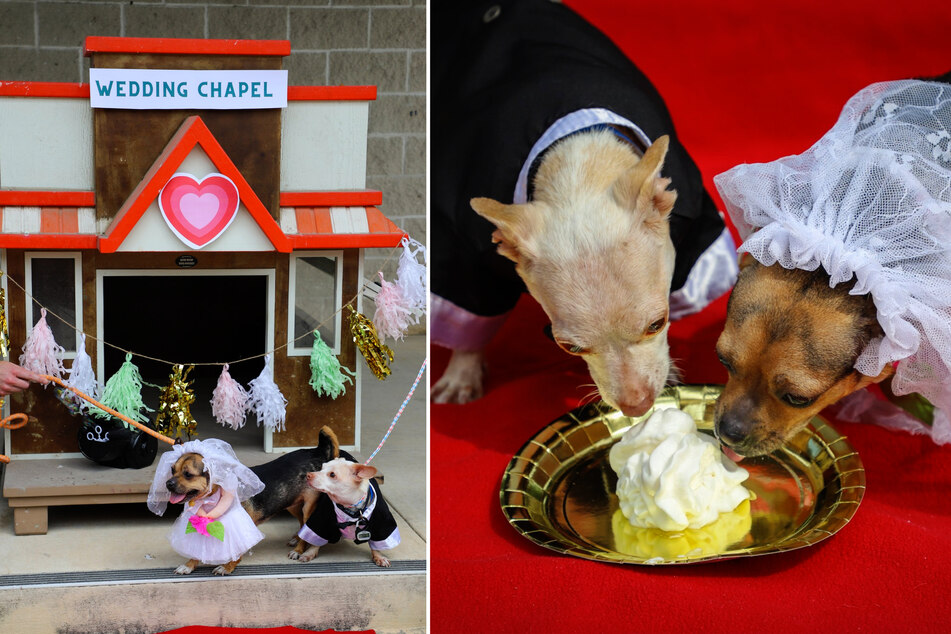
[
  {"xmin": 309, "ymin": 332, "xmax": 355, "ymax": 399},
  {"xmin": 91, "ymin": 352, "xmax": 154, "ymax": 427}
]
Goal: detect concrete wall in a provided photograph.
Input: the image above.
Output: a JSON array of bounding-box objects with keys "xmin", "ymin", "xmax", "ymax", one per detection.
[{"xmin": 0, "ymin": 0, "xmax": 427, "ymax": 283}]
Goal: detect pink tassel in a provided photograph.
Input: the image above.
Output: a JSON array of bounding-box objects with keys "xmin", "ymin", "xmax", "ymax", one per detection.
[
  {"xmin": 19, "ymin": 308, "xmax": 66, "ymax": 380},
  {"xmin": 373, "ymin": 272, "xmax": 414, "ymax": 343},
  {"xmin": 210, "ymin": 363, "xmax": 249, "ymax": 430}
]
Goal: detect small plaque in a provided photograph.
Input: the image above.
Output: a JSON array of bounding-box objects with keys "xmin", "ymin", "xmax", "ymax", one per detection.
[{"xmin": 176, "ymin": 254, "xmax": 197, "ymax": 268}]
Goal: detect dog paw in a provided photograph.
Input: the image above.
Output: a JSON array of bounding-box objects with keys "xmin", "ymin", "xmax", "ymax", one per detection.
[
  {"xmin": 432, "ymin": 350, "xmax": 485, "ymax": 404},
  {"xmin": 287, "ymin": 550, "xmax": 301, "ymax": 560},
  {"xmin": 372, "ymin": 552, "xmax": 391, "ymax": 567},
  {"xmin": 212, "ymin": 565, "xmax": 233, "ymax": 576},
  {"xmin": 174, "ymin": 564, "xmax": 194, "ymax": 575}
]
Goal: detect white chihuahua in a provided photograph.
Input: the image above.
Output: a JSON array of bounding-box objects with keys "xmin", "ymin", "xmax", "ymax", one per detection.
[
  {"xmin": 435, "ymin": 134, "xmax": 676, "ymax": 417},
  {"xmin": 430, "ymin": 1, "xmax": 737, "ymax": 414}
]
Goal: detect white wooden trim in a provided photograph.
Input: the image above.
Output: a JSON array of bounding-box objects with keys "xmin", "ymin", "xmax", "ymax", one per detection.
[
  {"xmin": 353, "ymin": 248, "xmax": 364, "ymax": 454},
  {"xmin": 2, "ymin": 248, "xmax": 8, "ymax": 460},
  {"xmin": 24, "ymin": 251, "xmax": 83, "ymax": 360},
  {"xmin": 0, "ymin": 97, "xmax": 94, "ymax": 190},
  {"xmin": 95, "ymin": 267, "xmax": 276, "ymax": 452},
  {"xmin": 287, "ymin": 251, "xmax": 343, "ymax": 357},
  {"xmin": 280, "ymin": 100, "xmax": 368, "ymax": 191}
]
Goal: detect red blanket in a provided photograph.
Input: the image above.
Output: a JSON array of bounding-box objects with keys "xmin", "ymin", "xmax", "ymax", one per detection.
[{"xmin": 430, "ymin": 1, "xmax": 951, "ymax": 630}]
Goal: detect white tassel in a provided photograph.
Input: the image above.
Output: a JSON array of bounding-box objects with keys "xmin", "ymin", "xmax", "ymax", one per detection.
[
  {"xmin": 211, "ymin": 363, "xmax": 249, "ymax": 430},
  {"xmin": 373, "ymin": 272, "xmax": 414, "ymax": 342},
  {"xmin": 65, "ymin": 333, "xmax": 100, "ymax": 412},
  {"xmin": 19, "ymin": 307, "xmax": 66, "ymax": 380},
  {"xmin": 396, "ymin": 236, "xmax": 427, "ymax": 317},
  {"xmin": 246, "ymin": 355, "xmax": 287, "ymax": 432}
]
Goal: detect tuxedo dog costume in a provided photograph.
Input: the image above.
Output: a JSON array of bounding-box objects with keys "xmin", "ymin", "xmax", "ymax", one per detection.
[
  {"xmin": 297, "ymin": 478, "xmax": 401, "ymax": 553},
  {"xmin": 432, "ymin": 0, "xmax": 737, "ymax": 351}
]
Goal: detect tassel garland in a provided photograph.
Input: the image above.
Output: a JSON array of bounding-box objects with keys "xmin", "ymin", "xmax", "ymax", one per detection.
[
  {"xmin": 396, "ymin": 236, "xmax": 427, "ymax": 314},
  {"xmin": 211, "ymin": 363, "xmax": 249, "ymax": 430},
  {"xmin": 373, "ymin": 272, "xmax": 414, "ymax": 342},
  {"xmin": 309, "ymin": 332, "xmax": 355, "ymax": 399},
  {"xmin": 155, "ymin": 364, "xmax": 198, "ymax": 441},
  {"xmin": 349, "ymin": 305, "xmax": 394, "ymax": 380},
  {"xmin": 247, "ymin": 355, "xmax": 288, "ymax": 432},
  {"xmin": 0, "ymin": 272, "xmax": 9, "ymax": 359},
  {"xmin": 65, "ymin": 333, "xmax": 101, "ymax": 412},
  {"xmin": 91, "ymin": 352, "xmax": 153, "ymax": 427},
  {"xmin": 19, "ymin": 307, "xmax": 66, "ymax": 380}
]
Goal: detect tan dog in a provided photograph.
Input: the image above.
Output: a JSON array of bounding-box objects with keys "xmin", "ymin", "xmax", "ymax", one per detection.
[
  {"xmin": 714, "ymin": 257, "xmax": 894, "ymax": 457},
  {"xmin": 164, "ymin": 452, "xmax": 242, "ymax": 575},
  {"xmin": 434, "ymin": 133, "xmax": 678, "ymax": 417},
  {"xmin": 165, "ymin": 426, "xmax": 341, "ymax": 575}
]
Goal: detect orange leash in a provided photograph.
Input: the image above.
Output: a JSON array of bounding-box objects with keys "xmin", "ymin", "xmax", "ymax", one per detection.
[
  {"xmin": 0, "ymin": 413, "xmax": 29, "ymax": 464},
  {"xmin": 0, "ymin": 375, "xmax": 176, "ymax": 464}
]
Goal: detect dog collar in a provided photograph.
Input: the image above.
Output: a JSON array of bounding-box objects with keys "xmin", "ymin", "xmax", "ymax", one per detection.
[{"xmin": 337, "ymin": 485, "xmax": 374, "ymax": 518}]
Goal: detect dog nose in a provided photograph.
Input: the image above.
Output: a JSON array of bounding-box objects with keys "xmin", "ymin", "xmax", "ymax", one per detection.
[
  {"xmin": 618, "ymin": 396, "xmax": 654, "ymax": 418},
  {"xmin": 166, "ymin": 478, "xmax": 177, "ymax": 491},
  {"xmin": 717, "ymin": 413, "xmax": 752, "ymax": 445}
]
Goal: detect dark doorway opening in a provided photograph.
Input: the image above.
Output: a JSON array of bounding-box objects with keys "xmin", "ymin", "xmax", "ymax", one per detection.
[{"xmin": 101, "ymin": 273, "xmax": 269, "ymax": 448}]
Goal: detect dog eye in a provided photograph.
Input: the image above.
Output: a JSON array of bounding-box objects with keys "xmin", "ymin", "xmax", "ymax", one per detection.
[
  {"xmin": 717, "ymin": 355, "xmax": 735, "ymax": 374},
  {"xmin": 645, "ymin": 317, "xmax": 667, "ymax": 336},
  {"xmin": 556, "ymin": 340, "xmax": 589, "ymax": 355},
  {"xmin": 329, "ymin": 472, "xmax": 336, "ymax": 479},
  {"xmin": 782, "ymin": 393, "xmax": 814, "ymax": 408}
]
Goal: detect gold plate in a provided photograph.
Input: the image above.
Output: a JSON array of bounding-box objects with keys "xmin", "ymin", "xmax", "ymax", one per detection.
[{"xmin": 499, "ymin": 385, "xmax": 865, "ymax": 564}]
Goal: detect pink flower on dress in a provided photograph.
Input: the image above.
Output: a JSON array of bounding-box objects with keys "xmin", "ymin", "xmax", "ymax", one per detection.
[{"xmin": 188, "ymin": 515, "xmax": 214, "ymax": 536}]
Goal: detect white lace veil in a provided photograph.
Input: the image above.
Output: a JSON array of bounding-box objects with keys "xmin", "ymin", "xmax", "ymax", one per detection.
[
  {"xmin": 714, "ymin": 79, "xmax": 951, "ymax": 444},
  {"xmin": 147, "ymin": 438, "xmax": 266, "ymax": 515}
]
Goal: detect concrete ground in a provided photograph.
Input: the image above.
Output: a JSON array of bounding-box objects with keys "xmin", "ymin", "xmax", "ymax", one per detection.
[{"xmin": 0, "ymin": 334, "xmax": 427, "ymax": 631}]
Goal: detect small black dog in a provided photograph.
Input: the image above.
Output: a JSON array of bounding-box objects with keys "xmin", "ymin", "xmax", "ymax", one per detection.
[{"xmin": 243, "ymin": 425, "xmax": 347, "ymax": 539}]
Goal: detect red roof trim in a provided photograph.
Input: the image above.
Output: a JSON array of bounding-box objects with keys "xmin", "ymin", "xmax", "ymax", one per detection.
[
  {"xmin": 0, "ymin": 82, "xmax": 90, "ymax": 98},
  {"xmin": 0, "ymin": 235, "xmax": 98, "ymax": 249},
  {"xmin": 84, "ymin": 37, "xmax": 291, "ymax": 57},
  {"xmin": 279, "ymin": 191, "xmax": 383, "ymax": 207},
  {"xmin": 100, "ymin": 115, "xmax": 292, "ymax": 253},
  {"xmin": 288, "ymin": 86, "xmax": 376, "ymax": 101},
  {"xmin": 0, "ymin": 82, "xmax": 375, "ymax": 102},
  {"xmin": 0, "ymin": 191, "xmax": 95, "ymax": 206},
  {"xmin": 289, "ymin": 233, "xmax": 407, "ymax": 250}
]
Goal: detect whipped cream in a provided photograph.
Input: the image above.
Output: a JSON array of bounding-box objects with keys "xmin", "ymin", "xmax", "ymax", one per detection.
[{"xmin": 609, "ymin": 407, "xmax": 750, "ymax": 532}]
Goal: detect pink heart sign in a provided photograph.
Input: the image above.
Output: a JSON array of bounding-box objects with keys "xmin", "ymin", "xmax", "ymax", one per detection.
[{"xmin": 159, "ymin": 173, "xmax": 240, "ymax": 249}]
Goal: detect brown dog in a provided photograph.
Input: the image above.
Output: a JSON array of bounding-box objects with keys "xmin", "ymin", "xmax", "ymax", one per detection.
[
  {"xmin": 714, "ymin": 257, "xmax": 894, "ymax": 457},
  {"xmin": 164, "ymin": 452, "xmax": 240, "ymax": 575},
  {"xmin": 165, "ymin": 426, "xmax": 341, "ymax": 575}
]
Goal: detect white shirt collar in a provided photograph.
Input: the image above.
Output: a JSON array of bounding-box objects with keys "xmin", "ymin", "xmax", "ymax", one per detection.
[{"xmin": 513, "ymin": 108, "xmax": 652, "ymax": 204}]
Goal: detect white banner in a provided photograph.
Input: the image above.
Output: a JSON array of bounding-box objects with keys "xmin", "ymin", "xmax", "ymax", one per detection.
[{"xmin": 89, "ymin": 69, "xmax": 288, "ymax": 110}]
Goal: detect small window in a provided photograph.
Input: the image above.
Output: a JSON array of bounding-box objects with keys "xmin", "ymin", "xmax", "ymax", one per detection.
[
  {"xmin": 288, "ymin": 252, "xmax": 343, "ymax": 356},
  {"xmin": 25, "ymin": 252, "xmax": 82, "ymax": 357}
]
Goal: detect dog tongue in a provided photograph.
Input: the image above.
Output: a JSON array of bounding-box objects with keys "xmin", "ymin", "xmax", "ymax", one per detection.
[
  {"xmin": 169, "ymin": 492, "xmax": 186, "ymax": 504},
  {"xmin": 721, "ymin": 445, "xmax": 745, "ymax": 463}
]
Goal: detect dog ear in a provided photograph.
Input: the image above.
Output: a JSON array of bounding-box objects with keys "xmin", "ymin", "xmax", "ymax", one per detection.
[
  {"xmin": 614, "ymin": 134, "xmax": 677, "ymax": 228},
  {"xmin": 353, "ymin": 464, "xmax": 378, "ymax": 481},
  {"xmin": 471, "ymin": 197, "xmax": 542, "ymax": 263}
]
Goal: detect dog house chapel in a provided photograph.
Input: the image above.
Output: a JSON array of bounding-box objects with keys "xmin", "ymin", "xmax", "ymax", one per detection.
[{"xmin": 0, "ymin": 37, "xmax": 405, "ymax": 464}]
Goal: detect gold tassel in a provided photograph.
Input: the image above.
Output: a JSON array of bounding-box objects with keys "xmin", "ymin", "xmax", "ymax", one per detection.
[
  {"xmin": 155, "ymin": 364, "xmax": 198, "ymax": 441},
  {"xmin": 348, "ymin": 305, "xmax": 394, "ymax": 380},
  {"xmin": 0, "ymin": 272, "xmax": 9, "ymax": 360}
]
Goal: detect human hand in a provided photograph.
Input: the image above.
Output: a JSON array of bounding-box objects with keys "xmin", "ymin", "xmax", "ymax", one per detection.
[{"xmin": 0, "ymin": 361, "xmax": 48, "ymax": 396}]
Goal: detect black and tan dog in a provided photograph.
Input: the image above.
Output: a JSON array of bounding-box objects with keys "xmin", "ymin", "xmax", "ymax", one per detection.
[
  {"xmin": 164, "ymin": 425, "xmax": 341, "ymax": 574},
  {"xmin": 714, "ymin": 256, "xmax": 894, "ymax": 458}
]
